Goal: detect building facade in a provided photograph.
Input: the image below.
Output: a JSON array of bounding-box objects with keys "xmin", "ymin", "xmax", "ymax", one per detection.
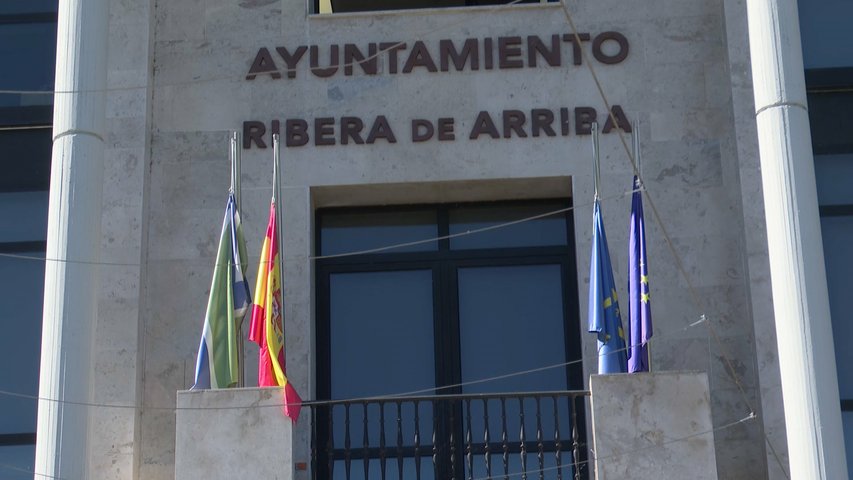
[{"xmin": 5, "ymin": 0, "xmax": 851, "ymax": 478}]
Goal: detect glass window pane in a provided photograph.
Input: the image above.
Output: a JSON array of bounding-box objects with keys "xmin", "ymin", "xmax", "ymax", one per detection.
[
  {"xmin": 0, "ymin": 129, "xmax": 52, "ymax": 192},
  {"xmin": 799, "ymin": 0, "xmax": 853, "ymax": 69},
  {"xmin": 449, "ymin": 203, "xmax": 568, "ymax": 250},
  {"xmin": 329, "ymin": 270, "xmax": 436, "ymax": 398},
  {"xmin": 807, "ymin": 92, "xmax": 853, "ymax": 155},
  {"xmin": 321, "ymin": 210, "xmax": 438, "ymax": 256},
  {"xmin": 0, "ymin": 1, "xmax": 57, "ymax": 14},
  {"xmin": 815, "ymin": 154, "xmax": 853, "ymax": 206},
  {"xmin": 0, "ymin": 22, "xmax": 57, "ymax": 108},
  {"xmin": 330, "ymin": 270, "xmax": 435, "ymax": 445},
  {"xmin": 458, "ymin": 265, "xmax": 572, "ymax": 451},
  {"xmin": 0, "ymin": 254, "xmax": 44, "ymax": 434},
  {"xmin": 0, "ymin": 192, "xmax": 48, "ymax": 242},
  {"xmin": 330, "ymin": 270, "xmax": 437, "ymax": 398},
  {"xmin": 843, "ymin": 411, "xmax": 853, "ymax": 476},
  {"xmin": 458, "ymin": 264, "xmax": 567, "ymax": 392},
  {"xmin": 329, "ymin": 0, "xmax": 464, "ymax": 13},
  {"xmin": 324, "ymin": 0, "xmax": 553, "ymax": 14},
  {"xmin": 0, "ymin": 105, "xmax": 53, "ymax": 126},
  {"xmin": 0, "ymin": 445, "xmax": 36, "ymax": 480},
  {"xmin": 821, "ymin": 216, "xmax": 853, "ymax": 399}
]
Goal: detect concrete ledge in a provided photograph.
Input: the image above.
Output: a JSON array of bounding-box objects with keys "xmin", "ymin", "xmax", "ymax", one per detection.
[
  {"xmin": 589, "ymin": 371, "xmax": 718, "ymax": 479},
  {"xmin": 176, "ymin": 387, "xmax": 294, "ymax": 480}
]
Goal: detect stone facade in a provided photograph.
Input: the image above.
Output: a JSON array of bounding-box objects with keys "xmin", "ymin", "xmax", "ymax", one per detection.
[
  {"xmin": 589, "ymin": 372, "xmax": 718, "ymax": 480},
  {"xmin": 175, "ymin": 388, "xmax": 294, "ymax": 480},
  {"xmin": 90, "ymin": 0, "xmax": 787, "ymax": 477}
]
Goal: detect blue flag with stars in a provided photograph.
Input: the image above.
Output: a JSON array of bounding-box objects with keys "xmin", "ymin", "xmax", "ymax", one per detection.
[
  {"xmin": 588, "ymin": 198, "xmax": 627, "ymax": 374},
  {"xmin": 628, "ymin": 176, "xmax": 652, "ymax": 372}
]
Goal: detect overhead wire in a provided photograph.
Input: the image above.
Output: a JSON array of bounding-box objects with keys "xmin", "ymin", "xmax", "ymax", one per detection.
[
  {"xmin": 0, "ymin": 313, "xmax": 708, "ymax": 412},
  {"xmin": 0, "ymin": 402, "xmax": 751, "ymax": 480},
  {"xmin": 0, "ymin": 124, "xmax": 52, "ymax": 131},
  {"xmin": 0, "ymin": 462, "xmax": 63, "ymax": 480},
  {"xmin": 0, "ymin": 188, "xmax": 631, "ymax": 266},
  {"xmin": 0, "ymin": 0, "xmax": 788, "ymax": 477},
  {"xmin": 556, "ymin": 3, "xmax": 788, "ymax": 476},
  {"xmin": 0, "ymin": 0, "xmax": 533, "ymax": 100},
  {"xmin": 469, "ymin": 412, "xmax": 757, "ymax": 480}
]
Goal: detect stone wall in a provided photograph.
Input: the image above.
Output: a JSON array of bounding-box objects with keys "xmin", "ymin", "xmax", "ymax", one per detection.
[
  {"xmin": 89, "ymin": 0, "xmax": 154, "ymax": 477},
  {"xmin": 89, "ymin": 0, "xmax": 785, "ymax": 477}
]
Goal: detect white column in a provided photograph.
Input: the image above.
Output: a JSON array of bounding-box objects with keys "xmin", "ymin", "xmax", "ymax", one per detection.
[
  {"xmin": 746, "ymin": 0, "xmax": 848, "ymax": 478},
  {"xmin": 35, "ymin": 0, "xmax": 108, "ymax": 477}
]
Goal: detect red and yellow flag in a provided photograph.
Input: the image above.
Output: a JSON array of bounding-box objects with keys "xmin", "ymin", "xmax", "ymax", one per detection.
[{"xmin": 249, "ymin": 200, "xmax": 302, "ymax": 422}]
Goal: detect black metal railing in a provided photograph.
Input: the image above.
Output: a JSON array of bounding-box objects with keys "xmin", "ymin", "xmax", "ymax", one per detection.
[{"xmin": 309, "ymin": 391, "xmax": 589, "ymax": 480}]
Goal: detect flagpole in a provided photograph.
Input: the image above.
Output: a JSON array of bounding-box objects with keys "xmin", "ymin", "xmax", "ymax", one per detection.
[
  {"xmin": 229, "ymin": 133, "xmax": 236, "ymax": 194},
  {"xmin": 632, "ymin": 119, "xmax": 642, "ymax": 183},
  {"xmin": 592, "ymin": 121, "xmax": 600, "ymax": 200},
  {"xmin": 234, "ymin": 131, "xmax": 242, "ymax": 217},
  {"xmin": 273, "ymin": 133, "xmax": 283, "ymax": 260},
  {"xmin": 229, "ymin": 132, "xmax": 246, "ymax": 388},
  {"xmin": 272, "ymin": 134, "xmax": 284, "ymax": 321}
]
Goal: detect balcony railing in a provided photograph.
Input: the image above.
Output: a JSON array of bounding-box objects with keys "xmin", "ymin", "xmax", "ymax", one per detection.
[{"xmin": 308, "ymin": 391, "xmax": 590, "ymax": 480}]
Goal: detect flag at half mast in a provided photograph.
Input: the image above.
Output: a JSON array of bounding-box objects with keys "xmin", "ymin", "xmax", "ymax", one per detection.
[
  {"xmin": 628, "ymin": 176, "xmax": 653, "ymax": 372},
  {"xmin": 588, "ymin": 197, "xmax": 628, "ymax": 374},
  {"xmin": 192, "ymin": 192, "xmax": 252, "ymax": 389},
  {"xmin": 250, "ymin": 200, "xmax": 302, "ymax": 422}
]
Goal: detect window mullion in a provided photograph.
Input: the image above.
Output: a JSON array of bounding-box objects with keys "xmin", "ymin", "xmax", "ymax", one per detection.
[
  {"xmin": 445, "ymin": 261, "xmax": 462, "ymax": 394},
  {"xmin": 432, "ymin": 261, "xmax": 460, "ymax": 394}
]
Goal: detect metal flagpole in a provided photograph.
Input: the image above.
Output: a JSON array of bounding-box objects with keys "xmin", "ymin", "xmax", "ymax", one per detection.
[
  {"xmin": 632, "ymin": 119, "xmax": 642, "ymax": 181},
  {"xmin": 234, "ymin": 131, "xmax": 242, "ymax": 217},
  {"xmin": 229, "ymin": 132, "xmax": 245, "ymax": 388},
  {"xmin": 272, "ymin": 134, "xmax": 279, "ymax": 203},
  {"xmin": 229, "ymin": 133, "xmax": 236, "ymax": 195},
  {"xmin": 273, "ymin": 134, "xmax": 284, "ymax": 317},
  {"xmin": 591, "ymin": 122, "xmax": 600, "ymax": 199}
]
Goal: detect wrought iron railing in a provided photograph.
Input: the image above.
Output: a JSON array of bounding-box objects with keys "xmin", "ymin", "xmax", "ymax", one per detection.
[{"xmin": 309, "ymin": 391, "xmax": 589, "ymax": 480}]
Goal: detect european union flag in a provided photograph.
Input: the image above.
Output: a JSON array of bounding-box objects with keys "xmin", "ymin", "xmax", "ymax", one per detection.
[
  {"xmin": 588, "ymin": 198, "xmax": 627, "ymax": 374},
  {"xmin": 628, "ymin": 176, "xmax": 652, "ymax": 372}
]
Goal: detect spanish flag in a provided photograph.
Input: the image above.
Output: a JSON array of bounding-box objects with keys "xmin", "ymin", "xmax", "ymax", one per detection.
[{"xmin": 249, "ymin": 200, "xmax": 302, "ymax": 422}]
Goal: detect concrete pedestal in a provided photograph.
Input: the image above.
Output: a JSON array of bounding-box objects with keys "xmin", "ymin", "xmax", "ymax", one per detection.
[
  {"xmin": 176, "ymin": 387, "xmax": 295, "ymax": 480},
  {"xmin": 589, "ymin": 371, "xmax": 718, "ymax": 479}
]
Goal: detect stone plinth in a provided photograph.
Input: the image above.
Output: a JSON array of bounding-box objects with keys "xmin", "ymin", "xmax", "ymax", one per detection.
[
  {"xmin": 589, "ymin": 371, "xmax": 718, "ymax": 480},
  {"xmin": 176, "ymin": 387, "xmax": 294, "ymax": 480}
]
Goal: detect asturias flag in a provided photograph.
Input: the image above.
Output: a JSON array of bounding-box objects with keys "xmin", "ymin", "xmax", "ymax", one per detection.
[
  {"xmin": 588, "ymin": 198, "xmax": 628, "ymax": 374},
  {"xmin": 628, "ymin": 176, "xmax": 652, "ymax": 372},
  {"xmin": 250, "ymin": 200, "xmax": 302, "ymax": 422},
  {"xmin": 192, "ymin": 192, "xmax": 252, "ymax": 389}
]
